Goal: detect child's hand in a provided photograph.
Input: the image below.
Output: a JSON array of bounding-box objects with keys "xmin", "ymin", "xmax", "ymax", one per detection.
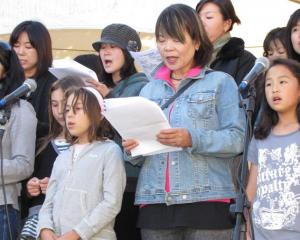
[
  {"xmin": 40, "ymin": 228, "xmax": 58, "ymax": 240},
  {"xmin": 40, "ymin": 177, "xmax": 49, "ymax": 194},
  {"xmin": 122, "ymin": 139, "xmax": 139, "ymax": 153},
  {"xmin": 57, "ymin": 230, "xmax": 80, "ymax": 240},
  {"xmin": 27, "ymin": 177, "xmax": 41, "ymax": 197}
]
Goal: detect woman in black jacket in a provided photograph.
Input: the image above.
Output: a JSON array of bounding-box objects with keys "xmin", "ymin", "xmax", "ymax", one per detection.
[
  {"xmin": 196, "ymin": 0, "xmax": 256, "ymax": 86},
  {"xmin": 9, "ymin": 21, "xmax": 57, "ymax": 225},
  {"xmin": 285, "ymin": 8, "xmax": 300, "ymax": 62},
  {"xmin": 9, "ymin": 20, "xmax": 57, "ymax": 139}
]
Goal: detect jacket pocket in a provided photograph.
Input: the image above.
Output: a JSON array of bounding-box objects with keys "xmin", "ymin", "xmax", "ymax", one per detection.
[
  {"xmin": 187, "ymin": 91, "xmax": 215, "ymax": 119},
  {"xmin": 60, "ymin": 188, "xmax": 88, "ymax": 228}
]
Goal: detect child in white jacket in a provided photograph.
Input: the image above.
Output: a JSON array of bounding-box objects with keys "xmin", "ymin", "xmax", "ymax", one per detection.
[{"xmin": 38, "ymin": 87, "xmax": 126, "ymax": 240}]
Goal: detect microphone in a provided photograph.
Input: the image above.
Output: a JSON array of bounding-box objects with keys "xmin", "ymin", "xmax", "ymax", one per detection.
[
  {"xmin": 0, "ymin": 79, "xmax": 37, "ymax": 108},
  {"xmin": 239, "ymin": 57, "xmax": 270, "ymax": 92}
]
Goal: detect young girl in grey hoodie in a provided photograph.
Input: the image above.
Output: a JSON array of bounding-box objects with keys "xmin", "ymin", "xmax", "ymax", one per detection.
[{"xmin": 38, "ymin": 87, "xmax": 126, "ymax": 240}]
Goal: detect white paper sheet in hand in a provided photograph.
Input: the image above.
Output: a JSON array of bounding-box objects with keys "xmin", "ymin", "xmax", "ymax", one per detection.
[
  {"xmin": 49, "ymin": 59, "xmax": 98, "ymax": 81},
  {"xmin": 103, "ymin": 96, "xmax": 182, "ymax": 157},
  {"xmin": 130, "ymin": 48, "xmax": 162, "ymax": 79}
]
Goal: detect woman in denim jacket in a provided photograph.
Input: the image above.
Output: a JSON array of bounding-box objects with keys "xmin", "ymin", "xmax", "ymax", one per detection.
[{"xmin": 123, "ymin": 4, "xmax": 245, "ymax": 240}]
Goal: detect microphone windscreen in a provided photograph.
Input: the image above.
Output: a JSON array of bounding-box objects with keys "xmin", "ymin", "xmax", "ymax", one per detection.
[
  {"xmin": 255, "ymin": 57, "xmax": 270, "ymax": 70},
  {"xmin": 24, "ymin": 79, "xmax": 37, "ymax": 92}
]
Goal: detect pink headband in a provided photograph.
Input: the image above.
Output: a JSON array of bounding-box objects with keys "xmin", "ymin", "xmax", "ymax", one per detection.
[{"xmin": 84, "ymin": 87, "xmax": 105, "ymax": 114}]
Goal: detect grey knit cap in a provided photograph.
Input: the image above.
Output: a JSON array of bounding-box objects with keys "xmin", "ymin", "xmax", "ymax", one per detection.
[{"xmin": 92, "ymin": 23, "xmax": 141, "ymax": 52}]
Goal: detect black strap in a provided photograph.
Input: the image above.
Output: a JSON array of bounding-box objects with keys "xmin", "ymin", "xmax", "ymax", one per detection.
[{"xmin": 161, "ymin": 69, "xmax": 213, "ymax": 110}]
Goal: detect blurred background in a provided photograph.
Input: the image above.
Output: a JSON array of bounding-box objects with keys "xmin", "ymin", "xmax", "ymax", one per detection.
[{"xmin": 0, "ymin": 0, "xmax": 299, "ymax": 58}]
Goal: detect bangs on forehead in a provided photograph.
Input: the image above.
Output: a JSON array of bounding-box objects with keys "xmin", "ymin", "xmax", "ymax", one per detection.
[
  {"xmin": 69, "ymin": 88, "xmax": 88, "ymax": 113},
  {"xmin": 292, "ymin": 19, "xmax": 300, "ymax": 28},
  {"xmin": 155, "ymin": 11, "xmax": 187, "ymax": 43},
  {"xmin": 272, "ymin": 39, "xmax": 284, "ymax": 49},
  {"xmin": 25, "ymin": 31, "xmax": 36, "ymax": 48}
]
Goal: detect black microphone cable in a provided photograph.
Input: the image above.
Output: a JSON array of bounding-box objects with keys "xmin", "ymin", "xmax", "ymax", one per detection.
[{"xmin": 230, "ymin": 89, "xmax": 256, "ymax": 240}]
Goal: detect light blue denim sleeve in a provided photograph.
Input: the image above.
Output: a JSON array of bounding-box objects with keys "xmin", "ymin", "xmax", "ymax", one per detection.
[{"xmin": 187, "ymin": 77, "xmax": 246, "ymax": 158}]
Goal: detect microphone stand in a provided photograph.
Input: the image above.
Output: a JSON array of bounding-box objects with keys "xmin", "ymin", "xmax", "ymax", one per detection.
[
  {"xmin": 0, "ymin": 108, "xmax": 13, "ymax": 240},
  {"xmin": 231, "ymin": 84, "xmax": 256, "ymax": 240}
]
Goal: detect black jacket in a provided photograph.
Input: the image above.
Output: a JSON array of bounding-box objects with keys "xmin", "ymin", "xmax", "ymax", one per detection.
[
  {"xmin": 210, "ymin": 37, "xmax": 256, "ymax": 86},
  {"xmin": 28, "ymin": 71, "xmax": 56, "ymax": 138},
  {"xmin": 20, "ymin": 141, "xmax": 58, "ymax": 218},
  {"xmin": 28, "ymin": 141, "xmax": 58, "ymax": 209}
]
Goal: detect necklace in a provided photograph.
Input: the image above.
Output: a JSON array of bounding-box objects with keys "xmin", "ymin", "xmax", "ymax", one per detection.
[{"xmin": 170, "ymin": 74, "xmax": 183, "ymax": 81}]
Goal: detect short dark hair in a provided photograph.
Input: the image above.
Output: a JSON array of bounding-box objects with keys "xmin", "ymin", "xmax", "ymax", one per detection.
[
  {"xmin": 263, "ymin": 27, "xmax": 287, "ymax": 57},
  {"xmin": 9, "ymin": 20, "xmax": 53, "ymax": 78},
  {"xmin": 74, "ymin": 54, "xmax": 104, "ymax": 82},
  {"xmin": 254, "ymin": 58, "xmax": 300, "ymax": 139},
  {"xmin": 285, "ymin": 9, "xmax": 300, "ymax": 62},
  {"xmin": 196, "ymin": 0, "xmax": 241, "ymax": 32},
  {"xmin": 64, "ymin": 87, "xmax": 112, "ymax": 143},
  {"xmin": 155, "ymin": 3, "xmax": 212, "ymax": 67},
  {"xmin": 0, "ymin": 40, "xmax": 25, "ymax": 98}
]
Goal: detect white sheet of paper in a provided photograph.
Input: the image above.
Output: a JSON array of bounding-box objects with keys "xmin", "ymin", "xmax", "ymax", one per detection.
[
  {"xmin": 130, "ymin": 48, "xmax": 162, "ymax": 79},
  {"xmin": 103, "ymin": 96, "xmax": 182, "ymax": 157},
  {"xmin": 49, "ymin": 59, "xmax": 98, "ymax": 82}
]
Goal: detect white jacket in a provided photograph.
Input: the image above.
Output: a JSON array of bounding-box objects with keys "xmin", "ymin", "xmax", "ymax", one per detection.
[{"xmin": 38, "ymin": 140, "xmax": 126, "ymax": 240}]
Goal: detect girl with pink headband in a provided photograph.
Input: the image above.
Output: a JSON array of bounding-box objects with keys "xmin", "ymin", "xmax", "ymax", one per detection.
[{"xmin": 38, "ymin": 87, "xmax": 126, "ymax": 240}]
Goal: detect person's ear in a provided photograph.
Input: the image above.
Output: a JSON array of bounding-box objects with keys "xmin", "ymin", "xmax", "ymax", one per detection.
[
  {"xmin": 223, "ymin": 19, "xmax": 232, "ymax": 33},
  {"xmin": 194, "ymin": 42, "xmax": 200, "ymax": 51}
]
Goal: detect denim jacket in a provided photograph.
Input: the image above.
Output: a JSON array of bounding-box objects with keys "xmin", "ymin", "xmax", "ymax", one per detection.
[{"xmin": 131, "ymin": 64, "xmax": 246, "ymax": 205}]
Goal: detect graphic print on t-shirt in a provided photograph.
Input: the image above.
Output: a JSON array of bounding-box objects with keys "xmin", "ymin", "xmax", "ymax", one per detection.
[{"xmin": 253, "ymin": 143, "xmax": 300, "ymax": 230}]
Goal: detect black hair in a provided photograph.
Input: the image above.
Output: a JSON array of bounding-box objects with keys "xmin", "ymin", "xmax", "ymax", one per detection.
[
  {"xmin": 9, "ymin": 20, "xmax": 53, "ymax": 78},
  {"xmin": 0, "ymin": 40, "xmax": 25, "ymax": 99},
  {"xmin": 263, "ymin": 27, "xmax": 287, "ymax": 57},
  {"xmin": 74, "ymin": 54, "xmax": 104, "ymax": 82},
  {"xmin": 155, "ymin": 3, "xmax": 212, "ymax": 67},
  {"xmin": 254, "ymin": 58, "xmax": 300, "ymax": 139},
  {"xmin": 196, "ymin": 0, "xmax": 241, "ymax": 32},
  {"xmin": 99, "ymin": 48, "xmax": 137, "ymax": 88},
  {"xmin": 285, "ymin": 9, "xmax": 300, "ymax": 62}
]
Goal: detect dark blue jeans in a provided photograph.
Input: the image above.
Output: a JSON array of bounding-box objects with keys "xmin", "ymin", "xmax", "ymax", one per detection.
[{"xmin": 0, "ymin": 205, "xmax": 20, "ymax": 240}]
